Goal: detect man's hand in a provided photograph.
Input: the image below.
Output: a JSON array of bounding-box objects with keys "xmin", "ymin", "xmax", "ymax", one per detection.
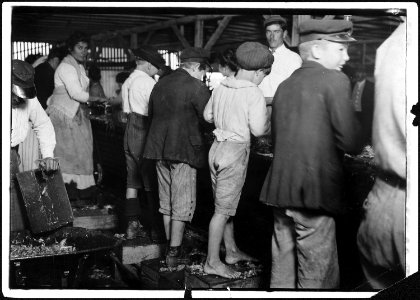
[{"xmin": 37, "ymin": 157, "xmax": 60, "ymax": 172}]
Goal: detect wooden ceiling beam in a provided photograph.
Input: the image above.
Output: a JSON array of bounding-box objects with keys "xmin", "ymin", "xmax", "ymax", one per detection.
[
  {"xmin": 142, "ymin": 31, "xmax": 155, "ymax": 45},
  {"xmin": 204, "ymin": 16, "xmax": 233, "ymax": 51},
  {"xmin": 171, "ymin": 25, "xmax": 191, "ymax": 48},
  {"xmin": 91, "ymin": 15, "xmax": 237, "ymax": 41}
]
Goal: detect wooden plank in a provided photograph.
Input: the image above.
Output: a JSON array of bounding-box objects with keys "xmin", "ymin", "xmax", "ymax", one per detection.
[
  {"xmin": 140, "ymin": 258, "xmax": 185, "ymax": 290},
  {"xmin": 121, "ymin": 237, "xmax": 166, "ymax": 265},
  {"xmin": 194, "ymin": 19, "xmax": 204, "ymax": 48},
  {"xmin": 171, "ymin": 25, "xmax": 191, "ymax": 48},
  {"xmin": 204, "ymin": 16, "xmax": 233, "ymax": 51},
  {"xmin": 72, "ymin": 214, "xmax": 118, "ymax": 230},
  {"xmin": 322, "ymin": 15, "xmax": 336, "ymax": 20},
  {"xmin": 91, "ymin": 15, "xmax": 237, "ymax": 41},
  {"xmin": 185, "ymin": 262, "xmax": 262, "ymax": 289},
  {"xmin": 16, "ymin": 170, "xmax": 73, "ymax": 234}
]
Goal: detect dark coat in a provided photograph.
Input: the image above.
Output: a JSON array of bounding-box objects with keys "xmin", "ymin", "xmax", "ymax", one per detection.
[
  {"xmin": 259, "ymin": 61, "xmax": 363, "ymax": 215},
  {"xmin": 34, "ymin": 62, "xmax": 55, "ymax": 109},
  {"xmin": 360, "ymin": 80, "xmax": 375, "ymax": 145},
  {"xmin": 143, "ymin": 68, "xmax": 211, "ymax": 169}
]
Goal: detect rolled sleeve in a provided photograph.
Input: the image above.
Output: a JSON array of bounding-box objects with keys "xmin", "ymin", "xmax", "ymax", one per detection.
[
  {"xmin": 248, "ymin": 91, "xmax": 269, "ymax": 137},
  {"xmin": 28, "ymin": 98, "xmax": 56, "ymax": 158}
]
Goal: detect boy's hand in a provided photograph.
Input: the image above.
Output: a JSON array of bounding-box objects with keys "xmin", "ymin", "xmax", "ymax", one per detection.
[{"xmin": 37, "ymin": 157, "xmax": 60, "ymax": 172}]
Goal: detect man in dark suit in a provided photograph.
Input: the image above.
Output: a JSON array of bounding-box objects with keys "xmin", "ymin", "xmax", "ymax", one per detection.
[
  {"xmin": 34, "ymin": 46, "xmax": 66, "ymax": 109},
  {"xmin": 351, "ymin": 65, "xmax": 375, "ymax": 145},
  {"xmin": 143, "ymin": 47, "xmax": 212, "ymax": 267}
]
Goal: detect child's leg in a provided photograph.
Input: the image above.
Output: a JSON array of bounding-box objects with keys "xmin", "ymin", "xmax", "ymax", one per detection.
[
  {"xmin": 204, "ymin": 212, "xmax": 241, "ymax": 278},
  {"xmin": 224, "ymin": 219, "xmax": 258, "ymax": 264}
]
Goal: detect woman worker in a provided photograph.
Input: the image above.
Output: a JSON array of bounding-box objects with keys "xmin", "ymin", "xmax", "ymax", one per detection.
[{"xmin": 46, "ymin": 31, "xmax": 107, "ymax": 201}]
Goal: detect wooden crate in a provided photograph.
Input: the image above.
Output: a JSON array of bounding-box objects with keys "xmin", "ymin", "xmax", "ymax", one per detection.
[
  {"xmin": 121, "ymin": 237, "xmax": 166, "ymax": 265},
  {"xmin": 185, "ymin": 262, "xmax": 262, "ymax": 289},
  {"xmin": 72, "ymin": 208, "xmax": 118, "ymax": 230},
  {"xmin": 140, "ymin": 258, "xmax": 185, "ymax": 290}
]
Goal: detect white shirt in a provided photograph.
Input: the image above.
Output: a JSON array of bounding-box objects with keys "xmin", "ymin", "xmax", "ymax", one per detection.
[
  {"xmin": 372, "ymin": 22, "xmax": 406, "ymax": 179},
  {"xmin": 259, "ymin": 44, "xmax": 302, "ymax": 98},
  {"xmin": 122, "ymin": 69, "xmax": 156, "ymax": 116},
  {"xmin": 352, "ymin": 79, "xmax": 366, "ymax": 112},
  {"xmin": 204, "ymin": 77, "xmax": 269, "ymax": 142},
  {"xmin": 54, "ymin": 62, "xmax": 90, "ymax": 102},
  {"xmin": 11, "ymin": 97, "xmax": 56, "ymax": 158}
]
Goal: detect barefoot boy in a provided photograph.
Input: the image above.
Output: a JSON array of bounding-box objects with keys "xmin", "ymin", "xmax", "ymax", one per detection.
[
  {"xmin": 203, "ymin": 42, "xmax": 273, "ymax": 279},
  {"xmin": 260, "ymin": 19, "xmax": 362, "ymax": 288}
]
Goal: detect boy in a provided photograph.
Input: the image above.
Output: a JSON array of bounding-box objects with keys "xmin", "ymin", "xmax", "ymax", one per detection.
[
  {"xmin": 259, "ymin": 19, "xmax": 362, "ymax": 288},
  {"xmin": 203, "ymin": 42, "xmax": 273, "ymax": 279}
]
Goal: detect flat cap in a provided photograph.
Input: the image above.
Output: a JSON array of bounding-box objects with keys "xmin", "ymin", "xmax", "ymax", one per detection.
[
  {"xmin": 180, "ymin": 47, "xmax": 210, "ymax": 63},
  {"xmin": 132, "ymin": 46, "xmax": 166, "ymax": 69},
  {"xmin": 263, "ymin": 15, "xmax": 287, "ymax": 28},
  {"xmin": 12, "ymin": 59, "xmax": 37, "ymax": 99},
  {"xmin": 299, "ymin": 19, "xmax": 356, "ymax": 43},
  {"xmin": 236, "ymin": 42, "xmax": 274, "ymax": 71}
]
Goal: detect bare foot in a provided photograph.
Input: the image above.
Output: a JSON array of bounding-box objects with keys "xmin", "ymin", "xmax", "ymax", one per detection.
[
  {"xmin": 204, "ymin": 260, "xmax": 241, "ymax": 279},
  {"xmin": 225, "ymin": 249, "xmax": 259, "ymax": 265}
]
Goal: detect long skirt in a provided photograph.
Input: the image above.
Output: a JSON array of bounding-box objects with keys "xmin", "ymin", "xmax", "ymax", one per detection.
[{"xmin": 47, "ymin": 105, "xmax": 95, "ymax": 189}]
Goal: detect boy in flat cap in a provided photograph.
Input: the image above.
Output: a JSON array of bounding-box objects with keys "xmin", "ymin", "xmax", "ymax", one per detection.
[
  {"xmin": 203, "ymin": 42, "xmax": 272, "ymax": 278},
  {"xmin": 11, "ymin": 60, "xmax": 59, "ymax": 231},
  {"xmin": 144, "ymin": 47, "xmax": 212, "ymax": 267},
  {"xmin": 260, "ymin": 19, "xmax": 362, "ymax": 288},
  {"xmin": 122, "ymin": 46, "xmax": 166, "ymax": 240},
  {"xmin": 259, "ymin": 15, "xmax": 302, "ymax": 103}
]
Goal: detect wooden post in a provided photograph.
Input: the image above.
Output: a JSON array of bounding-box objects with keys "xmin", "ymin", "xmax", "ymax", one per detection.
[
  {"xmin": 204, "ymin": 16, "xmax": 233, "ymax": 51},
  {"xmin": 171, "ymin": 25, "xmax": 191, "ymax": 48},
  {"xmin": 194, "ymin": 18, "xmax": 204, "ymax": 47},
  {"xmin": 90, "ymin": 39, "xmax": 97, "ymax": 62},
  {"xmin": 142, "ymin": 31, "xmax": 155, "ymax": 45},
  {"xmin": 130, "ymin": 33, "xmax": 138, "ymax": 49},
  {"xmin": 362, "ymin": 42, "xmax": 366, "ymax": 65},
  {"xmin": 290, "ymin": 15, "xmax": 312, "ymax": 47}
]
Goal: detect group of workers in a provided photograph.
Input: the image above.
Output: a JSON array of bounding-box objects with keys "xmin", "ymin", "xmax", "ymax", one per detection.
[{"xmin": 10, "ymin": 15, "xmax": 408, "ymax": 290}]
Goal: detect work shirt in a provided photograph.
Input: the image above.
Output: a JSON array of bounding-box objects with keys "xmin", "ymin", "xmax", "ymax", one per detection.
[
  {"xmin": 204, "ymin": 77, "xmax": 269, "ymax": 142},
  {"xmin": 122, "ymin": 69, "xmax": 156, "ymax": 116},
  {"xmin": 259, "ymin": 44, "xmax": 302, "ymax": 98},
  {"xmin": 372, "ymin": 22, "xmax": 406, "ymax": 179},
  {"xmin": 11, "ymin": 97, "xmax": 56, "ymax": 158}
]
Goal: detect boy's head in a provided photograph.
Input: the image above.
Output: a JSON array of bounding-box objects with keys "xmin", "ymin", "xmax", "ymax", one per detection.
[
  {"xmin": 298, "ymin": 19, "xmax": 356, "ymax": 71},
  {"xmin": 236, "ymin": 41, "xmax": 274, "ymax": 85},
  {"xmin": 180, "ymin": 47, "xmax": 212, "ymax": 80}
]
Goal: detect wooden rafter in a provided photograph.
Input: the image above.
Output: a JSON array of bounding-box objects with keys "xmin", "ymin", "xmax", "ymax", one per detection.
[
  {"xmin": 171, "ymin": 25, "xmax": 191, "ymax": 48},
  {"xmin": 142, "ymin": 31, "xmax": 155, "ymax": 45},
  {"xmin": 204, "ymin": 16, "xmax": 233, "ymax": 50},
  {"xmin": 91, "ymin": 15, "xmax": 236, "ymax": 41}
]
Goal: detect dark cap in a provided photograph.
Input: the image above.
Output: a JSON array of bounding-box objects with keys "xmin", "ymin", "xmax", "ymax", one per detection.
[
  {"xmin": 131, "ymin": 46, "xmax": 166, "ymax": 69},
  {"xmin": 299, "ymin": 19, "xmax": 356, "ymax": 43},
  {"xmin": 12, "ymin": 59, "xmax": 36, "ymax": 99},
  {"xmin": 180, "ymin": 47, "xmax": 210, "ymax": 64},
  {"xmin": 236, "ymin": 42, "xmax": 274, "ymax": 71},
  {"xmin": 263, "ymin": 15, "xmax": 287, "ymax": 28}
]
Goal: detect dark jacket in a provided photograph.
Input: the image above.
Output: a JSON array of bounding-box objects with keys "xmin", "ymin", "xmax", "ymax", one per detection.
[
  {"xmin": 360, "ymin": 80, "xmax": 375, "ymax": 145},
  {"xmin": 34, "ymin": 62, "xmax": 55, "ymax": 109},
  {"xmin": 143, "ymin": 68, "xmax": 211, "ymax": 169},
  {"xmin": 259, "ymin": 61, "xmax": 363, "ymax": 215}
]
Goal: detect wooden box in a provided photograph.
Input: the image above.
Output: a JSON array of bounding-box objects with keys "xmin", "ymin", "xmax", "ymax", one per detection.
[
  {"xmin": 72, "ymin": 207, "xmax": 118, "ymax": 230},
  {"xmin": 185, "ymin": 262, "xmax": 262, "ymax": 289},
  {"xmin": 140, "ymin": 258, "xmax": 185, "ymax": 289},
  {"xmin": 121, "ymin": 237, "xmax": 166, "ymax": 265}
]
